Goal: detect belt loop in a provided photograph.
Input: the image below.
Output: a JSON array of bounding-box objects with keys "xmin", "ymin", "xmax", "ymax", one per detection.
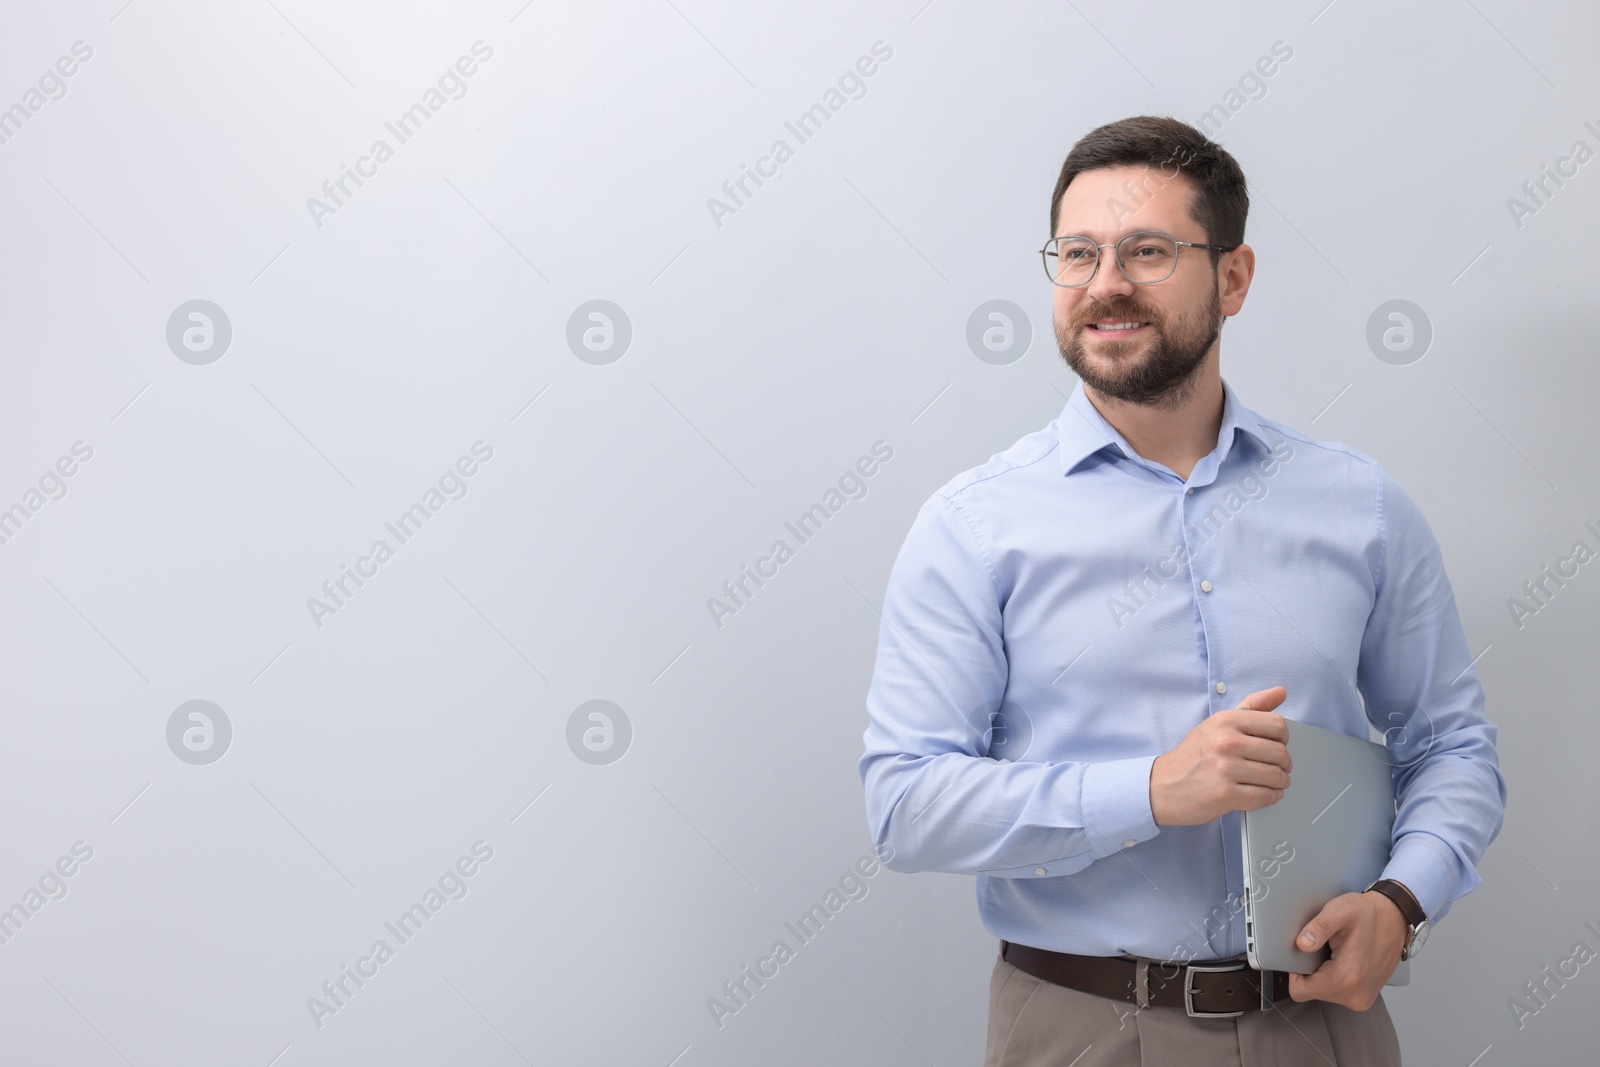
[{"xmin": 1135, "ymin": 959, "xmax": 1151, "ymax": 1009}]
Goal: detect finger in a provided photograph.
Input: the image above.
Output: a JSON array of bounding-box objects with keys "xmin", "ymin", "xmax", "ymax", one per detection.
[
  {"xmin": 1233, "ymin": 761, "xmax": 1291, "ymax": 790},
  {"xmin": 1288, "ymin": 967, "xmax": 1328, "ymax": 1003},
  {"xmin": 1230, "ymin": 709, "xmax": 1290, "ymax": 744},
  {"xmin": 1233, "ymin": 783, "xmax": 1287, "ymax": 810},
  {"xmin": 1232, "ymin": 735, "xmax": 1293, "ymax": 773},
  {"xmin": 1236, "ymin": 731, "xmax": 1292, "ymax": 770},
  {"xmin": 1298, "ymin": 897, "xmax": 1356, "ymax": 952}
]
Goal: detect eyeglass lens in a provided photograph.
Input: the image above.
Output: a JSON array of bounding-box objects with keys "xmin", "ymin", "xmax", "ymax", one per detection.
[{"xmin": 1046, "ymin": 233, "xmax": 1178, "ymax": 286}]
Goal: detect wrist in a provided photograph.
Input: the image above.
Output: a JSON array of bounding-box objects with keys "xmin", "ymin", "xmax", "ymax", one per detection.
[
  {"xmin": 1367, "ymin": 888, "xmax": 1409, "ymax": 925},
  {"xmin": 1365, "ymin": 889, "xmax": 1411, "ymax": 953},
  {"xmin": 1364, "ymin": 878, "xmax": 1429, "ymax": 960}
]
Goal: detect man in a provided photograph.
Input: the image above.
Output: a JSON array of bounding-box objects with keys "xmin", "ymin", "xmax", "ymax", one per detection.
[{"xmin": 857, "ymin": 115, "xmax": 1506, "ymax": 1065}]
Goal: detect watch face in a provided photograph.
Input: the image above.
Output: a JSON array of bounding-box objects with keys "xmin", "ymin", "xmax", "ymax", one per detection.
[{"xmin": 1405, "ymin": 920, "xmax": 1430, "ymax": 959}]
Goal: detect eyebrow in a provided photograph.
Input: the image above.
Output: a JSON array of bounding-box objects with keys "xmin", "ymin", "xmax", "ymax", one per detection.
[{"xmin": 1055, "ymin": 227, "xmax": 1169, "ymax": 241}]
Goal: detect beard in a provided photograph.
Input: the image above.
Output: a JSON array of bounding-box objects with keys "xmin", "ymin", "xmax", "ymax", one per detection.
[{"xmin": 1055, "ymin": 283, "xmax": 1222, "ymax": 409}]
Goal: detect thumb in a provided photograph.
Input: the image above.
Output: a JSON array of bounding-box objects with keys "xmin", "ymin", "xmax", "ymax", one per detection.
[
  {"xmin": 1298, "ymin": 902, "xmax": 1341, "ymax": 951},
  {"xmin": 1237, "ymin": 685, "xmax": 1287, "ymax": 713}
]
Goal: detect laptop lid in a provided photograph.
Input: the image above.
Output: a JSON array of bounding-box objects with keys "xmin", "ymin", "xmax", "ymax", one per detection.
[{"xmin": 1240, "ymin": 716, "xmax": 1408, "ymax": 984}]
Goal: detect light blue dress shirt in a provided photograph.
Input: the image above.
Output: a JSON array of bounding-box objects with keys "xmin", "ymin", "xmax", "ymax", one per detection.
[{"xmin": 859, "ymin": 376, "xmax": 1506, "ymax": 961}]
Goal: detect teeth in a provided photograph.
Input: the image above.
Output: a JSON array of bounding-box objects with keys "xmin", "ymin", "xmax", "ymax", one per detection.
[{"xmin": 1091, "ymin": 322, "xmax": 1145, "ymax": 331}]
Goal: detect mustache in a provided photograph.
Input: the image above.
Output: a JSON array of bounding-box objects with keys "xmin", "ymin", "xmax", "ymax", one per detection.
[{"xmin": 1074, "ymin": 302, "xmax": 1160, "ymax": 328}]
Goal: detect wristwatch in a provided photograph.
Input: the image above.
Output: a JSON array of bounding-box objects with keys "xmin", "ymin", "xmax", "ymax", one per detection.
[{"xmin": 1363, "ymin": 878, "xmax": 1430, "ymax": 960}]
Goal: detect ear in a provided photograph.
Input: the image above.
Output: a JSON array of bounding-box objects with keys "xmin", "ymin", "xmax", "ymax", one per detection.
[{"xmin": 1219, "ymin": 243, "xmax": 1255, "ymax": 318}]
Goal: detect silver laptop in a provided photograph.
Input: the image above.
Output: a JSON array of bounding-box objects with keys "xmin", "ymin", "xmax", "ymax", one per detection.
[{"xmin": 1240, "ymin": 717, "xmax": 1410, "ymax": 986}]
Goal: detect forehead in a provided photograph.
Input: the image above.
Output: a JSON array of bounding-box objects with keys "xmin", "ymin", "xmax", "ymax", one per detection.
[{"xmin": 1055, "ymin": 164, "xmax": 1198, "ymax": 239}]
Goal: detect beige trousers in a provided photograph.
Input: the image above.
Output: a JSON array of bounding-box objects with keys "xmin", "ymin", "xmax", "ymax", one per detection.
[{"xmin": 983, "ymin": 944, "xmax": 1402, "ymax": 1066}]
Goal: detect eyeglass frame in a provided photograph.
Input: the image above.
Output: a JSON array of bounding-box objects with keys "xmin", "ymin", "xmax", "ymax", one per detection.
[{"xmin": 1039, "ymin": 229, "xmax": 1238, "ymax": 288}]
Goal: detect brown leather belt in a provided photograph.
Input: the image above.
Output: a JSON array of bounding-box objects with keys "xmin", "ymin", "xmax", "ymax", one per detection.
[{"xmin": 1001, "ymin": 940, "xmax": 1289, "ymax": 1017}]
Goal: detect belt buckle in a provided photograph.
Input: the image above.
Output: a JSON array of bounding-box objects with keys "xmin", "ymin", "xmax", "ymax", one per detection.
[{"xmin": 1184, "ymin": 960, "xmax": 1249, "ymax": 1018}]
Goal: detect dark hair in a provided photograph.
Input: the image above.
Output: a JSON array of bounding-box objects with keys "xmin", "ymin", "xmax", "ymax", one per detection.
[{"xmin": 1049, "ymin": 115, "xmax": 1248, "ymax": 269}]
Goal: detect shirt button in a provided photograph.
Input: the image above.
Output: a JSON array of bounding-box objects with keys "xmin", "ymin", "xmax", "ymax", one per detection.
[
  {"xmin": 1123, "ymin": 839, "xmax": 1137, "ymax": 848},
  {"xmin": 1034, "ymin": 866, "xmax": 1048, "ymax": 876},
  {"xmin": 1200, "ymin": 580, "xmax": 1213, "ymax": 593},
  {"xmin": 1186, "ymin": 487, "xmax": 1194, "ymax": 495},
  {"xmin": 1216, "ymin": 681, "xmax": 1228, "ymax": 694}
]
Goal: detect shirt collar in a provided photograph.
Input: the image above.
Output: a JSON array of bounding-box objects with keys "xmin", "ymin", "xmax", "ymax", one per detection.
[{"xmin": 1056, "ymin": 375, "xmax": 1271, "ymax": 478}]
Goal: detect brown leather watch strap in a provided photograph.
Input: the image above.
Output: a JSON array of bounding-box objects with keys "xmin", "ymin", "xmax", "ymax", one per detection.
[{"xmin": 1366, "ymin": 878, "xmax": 1426, "ymax": 928}]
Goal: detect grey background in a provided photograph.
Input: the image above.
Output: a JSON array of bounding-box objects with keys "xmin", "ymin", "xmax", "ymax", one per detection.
[{"xmin": 0, "ymin": 0, "xmax": 1594, "ymax": 1064}]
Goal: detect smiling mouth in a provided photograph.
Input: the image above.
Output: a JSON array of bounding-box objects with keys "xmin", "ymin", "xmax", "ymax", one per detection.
[{"xmin": 1086, "ymin": 321, "xmax": 1149, "ymax": 334}]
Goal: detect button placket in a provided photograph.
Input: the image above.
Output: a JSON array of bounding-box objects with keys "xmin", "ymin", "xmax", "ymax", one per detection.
[{"xmin": 1182, "ymin": 481, "xmax": 1230, "ymax": 712}]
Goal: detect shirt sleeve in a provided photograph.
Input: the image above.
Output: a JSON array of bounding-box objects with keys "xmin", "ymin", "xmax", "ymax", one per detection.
[
  {"xmin": 1359, "ymin": 466, "xmax": 1508, "ymax": 926},
  {"xmin": 858, "ymin": 491, "xmax": 1161, "ymax": 878}
]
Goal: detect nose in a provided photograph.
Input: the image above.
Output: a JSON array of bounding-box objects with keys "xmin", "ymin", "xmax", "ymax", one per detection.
[{"xmin": 1082, "ymin": 243, "xmax": 1138, "ymax": 307}]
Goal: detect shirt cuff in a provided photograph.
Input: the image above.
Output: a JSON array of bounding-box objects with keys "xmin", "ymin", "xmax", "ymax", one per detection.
[
  {"xmin": 1079, "ymin": 754, "xmax": 1162, "ymax": 860},
  {"xmin": 1379, "ymin": 832, "xmax": 1459, "ymax": 922}
]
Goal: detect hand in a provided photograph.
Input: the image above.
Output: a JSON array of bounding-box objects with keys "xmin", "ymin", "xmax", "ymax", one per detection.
[
  {"xmin": 1287, "ymin": 890, "xmax": 1409, "ymax": 1010},
  {"xmin": 1149, "ymin": 686, "xmax": 1292, "ymax": 826}
]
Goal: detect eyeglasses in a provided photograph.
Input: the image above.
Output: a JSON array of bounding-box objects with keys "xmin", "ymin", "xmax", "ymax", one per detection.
[{"xmin": 1040, "ymin": 230, "xmax": 1235, "ymax": 288}]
